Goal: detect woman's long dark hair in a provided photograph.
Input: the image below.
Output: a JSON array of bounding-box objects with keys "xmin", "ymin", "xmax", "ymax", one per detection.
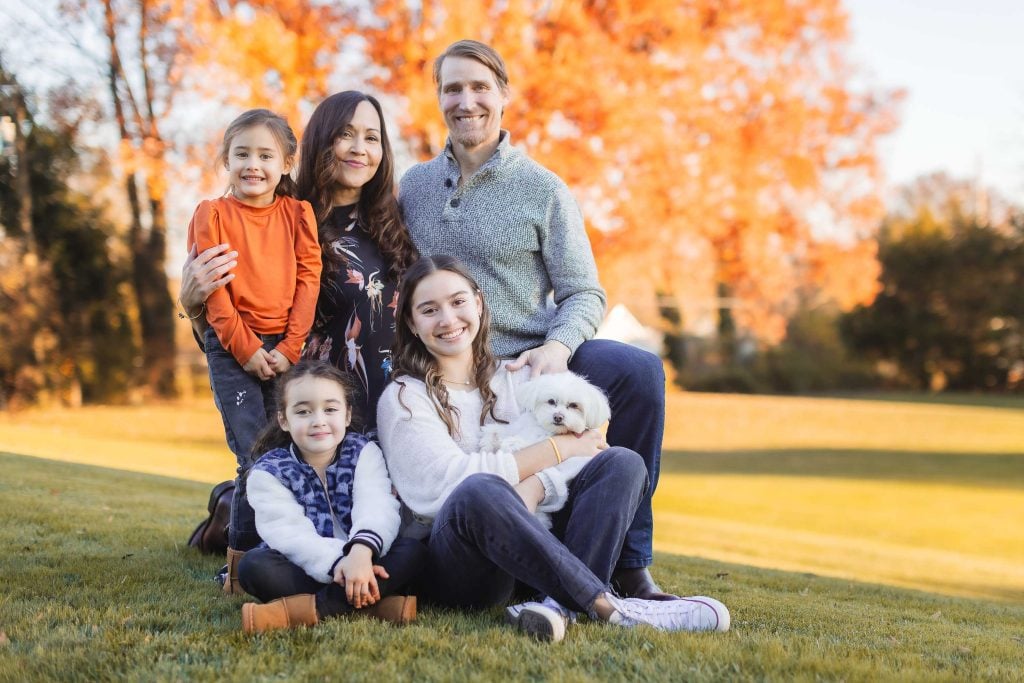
[
  {"xmin": 391, "ymin": 256, "xmax": 505, "ymax": 437},
  {"xmin": 250, "ymin": 360, "xmax": 364, "ymax": 459},
  {"xmin": 296, "ymin": 91, "xmax": 416, "ymax": 282}
]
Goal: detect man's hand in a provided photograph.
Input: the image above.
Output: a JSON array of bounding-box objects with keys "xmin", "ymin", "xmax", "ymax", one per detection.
[
  {"xmin": 268, "ymin": 349, "xmax": 292, "ymax": 375},
  {"xmin": 180, "ymin": 243, "xmax": 238, "ymax": 313},
  {"xmin": 242, "ymin": 348, "xmax": 275, "ymax": 381},
  {"xmin": 507, "ymin": 340, "xmax": 571, "ymax": 377}
]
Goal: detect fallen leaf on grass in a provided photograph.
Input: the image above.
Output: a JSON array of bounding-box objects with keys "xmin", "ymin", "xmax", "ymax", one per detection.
[
  {"xmin": 956, "ymin": 646, "xmax": 972, "ymax": 655},
  {"xmin": 930, "ymin": 611, "xmax": 942, "ymax": 620},
  {"xmin": 0, "ymin": 631, "xmax": 8, "ymax": 645}
]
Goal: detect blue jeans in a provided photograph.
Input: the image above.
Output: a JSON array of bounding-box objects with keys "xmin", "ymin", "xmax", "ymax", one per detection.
[
  {"xmin": 422, "ymin": 448, "xmax": 648, "ymax": 613},
  {"xmin": 569, "ymin": 339, "xmax": 665, "ymax": 569},
  {"xmin": 204, "ymin": 327, "xmax": 283, "ymax": 550},
  {"xmin": 237, "ymin": 538, "xmax": 427, "ymax": 617}
]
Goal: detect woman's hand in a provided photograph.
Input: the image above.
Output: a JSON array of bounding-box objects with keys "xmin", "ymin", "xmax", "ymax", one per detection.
[
  {"xmin": 552, "ymin": 430, "xmax": 607, "ymax": 459},
  {"xmin": 180, "ymin": 243, "xmax": 237, "ymax": 312},
  {"xmin": 333, "ymin": 545, "xmax": 389, "ymax": 609}
]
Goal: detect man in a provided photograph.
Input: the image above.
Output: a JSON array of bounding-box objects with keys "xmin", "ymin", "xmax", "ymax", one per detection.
[{"xmin": 398, "ymin": 40, "xmax": 673, "ymax": 600}]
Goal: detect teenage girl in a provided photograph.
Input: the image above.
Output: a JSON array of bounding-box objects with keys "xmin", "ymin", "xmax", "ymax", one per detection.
[
  {"xmin": 238, "ymin": 361, "xmax": 424, "ymax": 633},
  {"xmin": 377, "ymin": 256, "xmax": 730, "ymax": 642},
  {"xmin": 186, "ymin": 109, "xmax": 322, "ymax": 588}
]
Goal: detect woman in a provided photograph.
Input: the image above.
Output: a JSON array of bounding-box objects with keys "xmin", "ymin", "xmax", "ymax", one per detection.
[
  {"xmin": 179, "ymin": 92, "xmax": 417, "ymax": 588},
  {"xmin": 377, "ymin": 255, "xmax": 730, "ymax": 641},
  {"xmin": 180, "ymin": 91, "xmax": 417, "ymax": 434}
]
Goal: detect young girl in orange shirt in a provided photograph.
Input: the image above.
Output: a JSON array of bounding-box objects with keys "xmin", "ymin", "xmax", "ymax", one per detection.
[{"xmin": 187, "ymin": 109, "xmax": 322, "ymax": 587}]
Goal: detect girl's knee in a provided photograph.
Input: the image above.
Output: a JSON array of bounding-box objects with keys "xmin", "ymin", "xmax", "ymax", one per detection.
[
  {"xmin": 449, "ymin": 473, "xmax": 513, "ymax": 510},
  {"xmin": 236, "ymin": 550, "xmax": 267, "ymax": 594}
]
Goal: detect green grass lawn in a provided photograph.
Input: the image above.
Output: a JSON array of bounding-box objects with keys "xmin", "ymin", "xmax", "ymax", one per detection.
[{"xmin": 1, "ymin": 392, "xmax": 1022, "ymax": 680}]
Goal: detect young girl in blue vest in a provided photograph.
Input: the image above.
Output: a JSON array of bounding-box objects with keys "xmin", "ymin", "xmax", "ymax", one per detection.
[{"xmin": 237, "ymin": 360, "xmax": 424, "ymax": 632}]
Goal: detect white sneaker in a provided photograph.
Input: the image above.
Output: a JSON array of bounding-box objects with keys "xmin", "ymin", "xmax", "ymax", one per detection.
[
  {"xmin": 505, "ymin": 597, "xmax": 574, "ymax": 642},
  {"xmin": 605, "ymin": 594, "xmax": 730, "ymax": 632}
]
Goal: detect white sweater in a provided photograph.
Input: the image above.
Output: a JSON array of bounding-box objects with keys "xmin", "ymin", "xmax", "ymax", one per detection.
[
  {"xmin": 378, "ymin": 366, "xmax": 523, "ymax": 519},
  {"xmin": 378, "ymin": 365, "xmax": 578, "ymax": 532}
]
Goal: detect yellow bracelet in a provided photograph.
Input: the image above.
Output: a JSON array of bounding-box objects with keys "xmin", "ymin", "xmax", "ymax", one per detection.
[{"xmin": 548, "ymin": 437, "xmax": 563, "ymax": 465}]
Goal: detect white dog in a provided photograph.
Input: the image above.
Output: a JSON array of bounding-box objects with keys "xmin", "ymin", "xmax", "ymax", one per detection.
[{"xmin": 481, "ymin": 372, "xmax": 611, "ymax": 526}]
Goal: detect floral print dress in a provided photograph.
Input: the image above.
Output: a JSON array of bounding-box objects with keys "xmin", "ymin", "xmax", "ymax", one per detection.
[{"xmin": 303, "ymin": 206, "xmax": 398, "ymax": 435}]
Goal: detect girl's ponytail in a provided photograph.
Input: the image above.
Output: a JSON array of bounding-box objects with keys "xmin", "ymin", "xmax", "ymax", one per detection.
[
  {"xmin": 276, "ymin": 173, "xmax": 298, "ymax": 198},
  {"xmin": 250, "ymin": 418, "xmax": 292, "ymax": 460}
]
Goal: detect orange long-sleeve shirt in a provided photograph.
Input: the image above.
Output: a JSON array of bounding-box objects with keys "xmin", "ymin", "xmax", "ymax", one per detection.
[{"xmin": 187, "ymin": 194, "xmax": 322, "ymax": 366}]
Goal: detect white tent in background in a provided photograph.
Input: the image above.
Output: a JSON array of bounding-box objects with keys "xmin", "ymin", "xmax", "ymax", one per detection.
[{"xmin": 595, "ymin": 304, "xmax": 663, "ymax": 356}]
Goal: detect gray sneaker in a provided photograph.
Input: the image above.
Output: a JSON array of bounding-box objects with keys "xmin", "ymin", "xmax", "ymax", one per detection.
[
  {"xmin": 605, "ymin": 594, "xmax": 730, "ymax": 632},
  {"xmin": 505, "ymin": 598, "xmax": 573, "ymax": 642}
]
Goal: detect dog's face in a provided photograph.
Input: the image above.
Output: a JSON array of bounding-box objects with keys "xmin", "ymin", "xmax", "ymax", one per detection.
[{"xmin": 516, "ymin": 373, "xmax": 611, "ymax": 435}]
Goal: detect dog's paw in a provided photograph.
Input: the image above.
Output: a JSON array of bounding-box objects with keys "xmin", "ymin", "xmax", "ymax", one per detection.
[{"xmin": 498, "ymin": 436, "xmax": 528, "ymax": 452}]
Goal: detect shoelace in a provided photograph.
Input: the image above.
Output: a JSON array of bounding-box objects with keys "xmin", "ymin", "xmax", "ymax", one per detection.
[{"xmin": 613, "ymin": 596, "xmax": 708, "ymax": 629}]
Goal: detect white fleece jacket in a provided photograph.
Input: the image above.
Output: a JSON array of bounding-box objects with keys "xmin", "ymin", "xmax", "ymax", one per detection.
[{"xmin": 246, "ymin": 441, "xmax": 401, "ymax": 584}]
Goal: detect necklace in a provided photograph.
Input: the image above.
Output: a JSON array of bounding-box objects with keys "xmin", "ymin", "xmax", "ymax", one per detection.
[{"xmin": 441, "ymin": 376, "xmax": 474, "ymax": 386}]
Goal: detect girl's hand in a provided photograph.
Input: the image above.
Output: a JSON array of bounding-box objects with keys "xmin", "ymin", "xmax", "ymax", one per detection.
[
  {"xmin": 552, "ymin": 430, "xmax": 607, "ymax": 459},
  {"xmin": 242, "ymin": 348, "xmax": 275, "ymax": 381},
  {"xmin": 333, "ymin": 545, "xmax": 389, "ymax": 609},
  {"xmin": 268, "ymin": 349, "xmax": 292, "ymax": 375}
]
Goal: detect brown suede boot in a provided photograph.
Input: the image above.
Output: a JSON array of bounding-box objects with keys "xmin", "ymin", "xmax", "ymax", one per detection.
[
  {"xmin": 242, "ymin": 594, "xmax": 319, "ymax": 633},
  {"xmin": 223, "ymin": 547, "xmax": 246, "ymax": 596},
  {"xmin": 354, "ymin": 595, "xmax": 417, "ymax": 625},
  {"xmin": 611, "ymin": 567, "xmax": 680, "ymax": 601}
]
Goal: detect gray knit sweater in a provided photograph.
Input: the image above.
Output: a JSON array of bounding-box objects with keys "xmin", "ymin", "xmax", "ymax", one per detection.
[{"xmin": 398, "ymin": 131, "xmax": 606, "ymax": 358}]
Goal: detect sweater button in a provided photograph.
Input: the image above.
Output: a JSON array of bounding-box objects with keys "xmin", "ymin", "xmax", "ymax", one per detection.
[
  {"xmin": 445, "ymin": 178, "xmax": 453, "ymax": 188},
  {"xmin": 450, "ymin": 198, "xmax": 460, "ymax": 208}
]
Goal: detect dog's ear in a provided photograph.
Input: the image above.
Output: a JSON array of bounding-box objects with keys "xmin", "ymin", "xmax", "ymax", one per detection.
[
  {"xmin": 515, "ymin": 378, "xmax": 542, "ymax": 412},
  {"xmin": 583, "ymin": 384, "xmax": 611, "ymax": 429}
]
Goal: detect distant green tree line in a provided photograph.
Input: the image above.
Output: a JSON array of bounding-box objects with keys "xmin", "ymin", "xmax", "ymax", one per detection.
[{"xmin": 673, "ymin": 176, "xmax": 1024, "ymax": 394}]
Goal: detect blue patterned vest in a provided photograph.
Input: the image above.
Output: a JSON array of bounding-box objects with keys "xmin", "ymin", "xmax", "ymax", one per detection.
[{"xmin": 251, "ymin": 431, "xmax": 369, "ymax": 539}]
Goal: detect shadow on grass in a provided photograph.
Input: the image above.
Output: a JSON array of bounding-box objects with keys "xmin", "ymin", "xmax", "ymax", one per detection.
[
  {"xmin": 661, "ymin": 448, "xmax": 1024, "ymax": 490},
  {"xmin": 819, "ymin": 391, "xmax": 1024, "ymax": 412}
]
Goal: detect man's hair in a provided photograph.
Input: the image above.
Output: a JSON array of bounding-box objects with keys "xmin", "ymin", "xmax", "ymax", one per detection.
[{"xmin": 432, "ymin": 40, "xmax": 510, "ymax": 94}]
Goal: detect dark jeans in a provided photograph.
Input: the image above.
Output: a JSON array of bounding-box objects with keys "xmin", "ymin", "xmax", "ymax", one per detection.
[
  {"xmin": 569, "ymin": 339, "xmax": 665, "ymax": 569},
  {"xmin": 237, "ymin": 538, "xmax": 427, "ymax": 617},
  {"xmin": 422, "ymin": 448, "xmax": 647, "ymax": 614},
  {"xmin": 204, "ymin": 327, "xmax": 282, "ymax": 551}
]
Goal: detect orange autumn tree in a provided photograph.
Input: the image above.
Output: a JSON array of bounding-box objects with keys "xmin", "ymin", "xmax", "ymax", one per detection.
[
  {"xmin": 172, "ymin": 0, "xmax": 356, "ymax": 193},
  {"xmin": 361, "ymin": 0, "xmax": 899, "ymax": 343}
]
